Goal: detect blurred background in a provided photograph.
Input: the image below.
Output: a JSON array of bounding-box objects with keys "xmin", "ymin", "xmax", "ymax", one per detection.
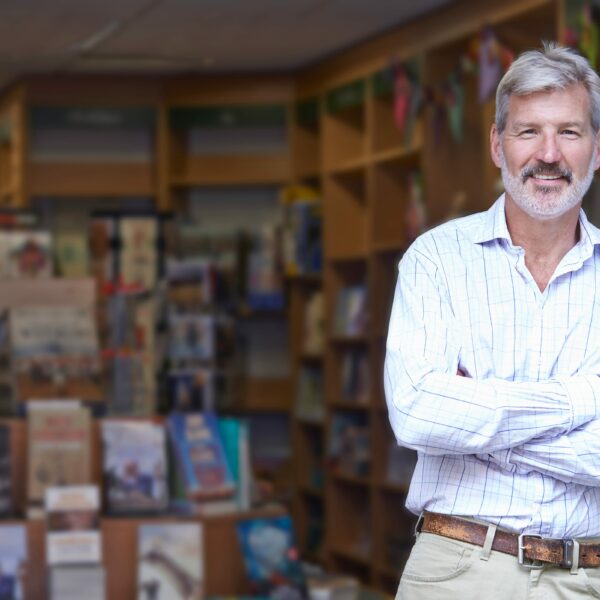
[{"xmin": 0, "ymin": 0, "xmax": 598, "ymax": 599}]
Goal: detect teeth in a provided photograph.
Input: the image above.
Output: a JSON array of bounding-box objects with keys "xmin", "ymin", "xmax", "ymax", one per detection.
[{"xmin": 535, "ymin": 174, "xmax": 562, "ymax": 180}]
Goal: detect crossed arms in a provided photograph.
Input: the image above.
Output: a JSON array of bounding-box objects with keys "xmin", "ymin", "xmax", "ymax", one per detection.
[{"xmin": 384, "ymin": 247, "xmax": 600, "ymax": 486}]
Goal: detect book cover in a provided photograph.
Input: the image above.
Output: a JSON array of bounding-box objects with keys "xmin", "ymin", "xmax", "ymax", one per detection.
[
  {"xmin": 167, "ymin": 369, "xmax": 215, "ymax": 412},
  {"xmin": 27, "ymin": 401, "xmax": 92, "ymax": 507},
  {"xmin": 7, "ymin": 231, "xmax": 53, "ymax": 279},
  {"xmin": 0, "ymin": 234, "xmax": 11, "ymax": 279},
  {"xmin": 166, "ymin": 258, "xmax": 213, "ymax": 309},
  {"xmin": 55, "ymin": 231, "xmax": 89, "ymax": 279},
  {"xmin": 344, "ymin": 285, "xmax": 367, "ymax": 337},
  {"xmin": 119, "ymin": 217, "xmax": 158, "ymax": 291},
  {"xmin": 295, "ymin": 366, "xmax": 324, "ymax": 423},
  {"xmin": 137, "ymin": 522, "xmax": 203, "ymax": 600},
  {"xmin": 167, "ymin": 411, "xmax": 235, "ymax": 501},
  {"xmin": 49, "ymin": 565, "xmax": 105, "ymax": 600},
  {"xmin": 218, "ymin": 417, "xmax": 253, "ymax": 511},
  {"xmin": 168, "ymin": 314, "xmax": 215, "ymax": 364},
  {"xmin": 45, "ymin": 485, "xmax": 101, "ymax": 566},
  {"xmin": 102, "ymin": 420, "xmax": 169, "ymax": 514},
  {"xmin": 236, "ymin": 514, "xmax": 306, "ymax": 599},
  {"xmin": 333, "ymin": 285, "xmax": 367, "ymax": 337},
  {"xmin": 328, "ymin": 413, "xmax": 370, "ymax": 478},
  {"xmin": 10, "ymin": 306, "xmax": 103, "ymax": 403},
  {"xmin": 0, "ymin": 423, "xmax": 11, "ymax": 515},
  {"xmin": 302, "ymin": 291, "xmax": 324, "ymax": 356},
  {"xmin": 340, "ymin": 349, "xmax": 369, "ymax": 405},
  {"xmin": 0, "ymin": 524, "xmax": 27, "ymax": 600}
]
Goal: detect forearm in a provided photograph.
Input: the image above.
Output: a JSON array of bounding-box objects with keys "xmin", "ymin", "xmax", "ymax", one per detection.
[
  {"xmin": 485, "ymin": 419, "xmax": 600, "ymax": 486},
  {"xmin": 385, "ymin": 353, "xmax": 599, "ymax": 456}
]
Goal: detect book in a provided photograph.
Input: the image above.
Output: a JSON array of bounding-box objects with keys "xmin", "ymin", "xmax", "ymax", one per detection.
[
  {"xmin": 7, "ymin": 231, "xmax": 53, "ymax": 279},
  {"xmin": 0, "ymin": 423, "xmax": 11, "ymax": 515},
  {"xmin": 27, "ymin": 401, "xmax": 92, "ymax": 508},
  {"xmin": 119, "ymin": 217, "xmax": 158, "ymax": 290},
  {"xmin": 10, "ymin": 306, "xmax": 103, "ymax": 404},
  {"xmin": 45, "ymin": 485, "xmax": 101, "ymax": 566},
  {"xmin": 302, "ymin": 291, "xmax": 324, "ymax": 356},
  {"xmin": 218, "ymin": 417, "xmax": 253, "ymax": 511},
  {"xmin": 137, "ymin": 522, "xmax": 203, "ymax": 600},
  {"xmin": 102, "ymin": 420, "xmax": 169, "ymax": 514},
  {"xmin": 236, "ymin": 514, "xmax": 306, "ymax": 598},
  {"xmin": 340, "ymin": 349, "xmax": 369, "ymax": 405},
  {"xmin": 0, "ymin": 524, "xmax": 27, "ymax": 600},
  {"xmin": 0, "ymin": 278, "xmax": 96, "ymax": 313},
  {"xmin": 168, "ymin": 314, "xmax": 215, "ymax": 365},
  {"xmin": 306, "ymin": 573, "xmax": 359, "ymax": 600},
  {"xmin": 282, "ymin": 199, "xmax": 323, "ymax": 276},
  {"xmin": 55, "ymin": 231, "xmax": 89, "ymax": 279},
  {"xmin": 328, "ymin": 413, "xmax": 370, "ymax": 478},
  {"xmin": 167, "ymin": 411, "xmax": 235, "ymax": 501},
  {"xmin": 167, "ymin": 369, "xmax": 215, "ymax": 412},
  {"xmin": 166, "ymin": 258, "xmax": 214, "ymax": 309},
  {"xmin": 246, "ymin": 225, "xmax": 284, "ymax": 311},
  {"xmin": 295, "ymin": 366, "xmax": 324, "ymax": 423},
  {"xmin": 333, "ymin": 285, "xmax": 367, "ymax": 337},
  {"xmin": 49, "ymin": 565, "xmax": 105, "ymax": 600}
]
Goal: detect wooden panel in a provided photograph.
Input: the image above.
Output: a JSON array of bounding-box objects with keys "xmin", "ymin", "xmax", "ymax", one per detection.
[
  {"xmin": 24, "ymin": 76, "xmax": 162, "ymax": 105},
  {"xmin": 164, "ymin": 74, "xmax": 294, "ymax": 105},
  {"xmin": 242, "ymin": 377, "xmax": 293, "ymax": 412},
  {"xmin": 28, "ymin": 162, "xmax": 156, "ymax": 197},
  {"xmin": 171, "ymin": 153, "xmax": 291, "ymax": 186}
]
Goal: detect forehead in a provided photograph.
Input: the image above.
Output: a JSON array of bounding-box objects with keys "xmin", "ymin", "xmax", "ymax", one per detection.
[{"xmin": 506, "ymin": 84, "xmax": 592, "ymax": 126}]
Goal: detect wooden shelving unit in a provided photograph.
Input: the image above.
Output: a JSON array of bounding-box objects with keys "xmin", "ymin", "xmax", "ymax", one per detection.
[{"xmin": 288, "ymin": 94, "xmax": 326, "ymax": 564}]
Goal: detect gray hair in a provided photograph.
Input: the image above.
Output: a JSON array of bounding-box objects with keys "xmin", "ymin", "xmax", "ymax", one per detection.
[{"xmin": 495, "ymin": 42, "xmax": 600, "ymax": 134}]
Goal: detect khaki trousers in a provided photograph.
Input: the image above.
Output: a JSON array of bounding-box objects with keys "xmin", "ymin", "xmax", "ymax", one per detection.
[{"xmin": 396, "ymin": 532, "xmax": 600, "ymax": 600}]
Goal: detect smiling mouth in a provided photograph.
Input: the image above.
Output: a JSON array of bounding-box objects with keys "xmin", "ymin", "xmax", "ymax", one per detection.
[{"xmin": 522, "ymin": 164, "xmax": 573, "ymax": 185}]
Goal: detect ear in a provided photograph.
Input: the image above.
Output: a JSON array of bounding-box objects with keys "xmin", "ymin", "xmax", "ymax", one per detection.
[
  {"xmin": 490, "ymin": 123, "xmax": 502, "ymax": 168},
  {"xmin": 595, "ymin": 129, "xmax": 600, "ymax": 171}
]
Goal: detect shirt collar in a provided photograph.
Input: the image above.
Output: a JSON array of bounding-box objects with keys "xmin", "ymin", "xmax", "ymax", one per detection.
[
  {"xmin": 473, "ymin": 193, "xmax": 600, "ymax": 251},
  {"xmin": 473, "ymin": 194, "xmax": 511, "ymax": 244}
]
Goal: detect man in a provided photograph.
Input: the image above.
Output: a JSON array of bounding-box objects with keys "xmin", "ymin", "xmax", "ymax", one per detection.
[{"xmin": 384, "ymin": 43, "xmax": 600, "ymax": 599}]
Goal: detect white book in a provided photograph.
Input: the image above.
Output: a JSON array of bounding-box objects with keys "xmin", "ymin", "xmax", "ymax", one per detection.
[
  {"xmin": 49, "ymin": 565, "xmax": 105, "ymax": 600},
  {"xmin": 45, "ymin": 485, "xmax": 102, "ymax": 566}
]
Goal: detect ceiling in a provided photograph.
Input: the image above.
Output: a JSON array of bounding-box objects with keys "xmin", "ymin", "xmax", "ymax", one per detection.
[{"xmin": 0, "ymin": 0, "xmax": 452, "ymax": 90}]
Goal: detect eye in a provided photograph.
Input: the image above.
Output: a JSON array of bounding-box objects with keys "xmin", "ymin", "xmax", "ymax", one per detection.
[
  {"xmin": 561, "ymin": 129, "xmax": 580, "ymax": 138},
  {"xmin": 518, "ymin": 128, "xmax": 537, "ymax": 138}
]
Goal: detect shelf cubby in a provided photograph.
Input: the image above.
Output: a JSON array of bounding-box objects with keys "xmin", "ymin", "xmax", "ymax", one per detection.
[{"xmin": 323, "ymin": 79, "xmax": 367, "ymax": 171}]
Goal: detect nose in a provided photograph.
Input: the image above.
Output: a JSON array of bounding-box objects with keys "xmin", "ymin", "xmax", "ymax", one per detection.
[{"xmin": 535, "ymin": 133, "xmax": 562, "ymax": 164}]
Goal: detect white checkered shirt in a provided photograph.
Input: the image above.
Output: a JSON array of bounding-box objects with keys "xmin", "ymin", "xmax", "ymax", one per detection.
[{"xmin": 384, "ymin": 194, "xmax": 600, "ymax": 538}]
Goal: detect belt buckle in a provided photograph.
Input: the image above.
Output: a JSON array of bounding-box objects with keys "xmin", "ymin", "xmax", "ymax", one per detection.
[
  {"xmin": 518, "ymin": 533, "xmax": 544, "ymax": 570},
  {"xmin": 561, "ymin": 539, "xmax": 578, "ymax": 569}
]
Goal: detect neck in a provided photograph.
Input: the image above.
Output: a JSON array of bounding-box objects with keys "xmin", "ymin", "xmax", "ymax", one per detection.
[{"xmin": 504, "ymin": 195, "xmax": 581, "ymax": 290}]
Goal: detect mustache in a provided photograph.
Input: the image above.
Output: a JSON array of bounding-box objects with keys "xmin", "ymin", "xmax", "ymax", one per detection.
[{"xmin": 521, "ymin": 163, "xmax": 573, "ymax": 184}]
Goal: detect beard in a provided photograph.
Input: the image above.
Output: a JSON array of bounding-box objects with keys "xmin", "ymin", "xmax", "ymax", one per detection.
[{"xmin": 499, "ymin": 145, "xmax": 597, "ymax": 220}]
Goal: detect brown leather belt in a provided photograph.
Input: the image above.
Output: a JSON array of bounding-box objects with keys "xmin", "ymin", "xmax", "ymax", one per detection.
[{"xmin": 421, "ymin": 512, "xmax": 600, "ymax": 569}]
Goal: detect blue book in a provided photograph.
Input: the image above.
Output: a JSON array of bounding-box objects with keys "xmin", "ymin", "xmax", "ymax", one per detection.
[
  {"xmin": 167, "ymin": 412, "xmax": 235, "ymax": 501},
  {"xmin": 218, "ymin": 417, "xmax": 252, "ymax": 510},
  {"xmin": 236, "ymin": 515, "xmax": 306, "ymax": 598}
]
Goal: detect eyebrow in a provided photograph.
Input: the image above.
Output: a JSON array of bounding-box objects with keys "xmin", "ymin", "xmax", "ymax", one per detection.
[{"xmin": 510, "ymin": 120, "xmax": 586, "ymax": 131}]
